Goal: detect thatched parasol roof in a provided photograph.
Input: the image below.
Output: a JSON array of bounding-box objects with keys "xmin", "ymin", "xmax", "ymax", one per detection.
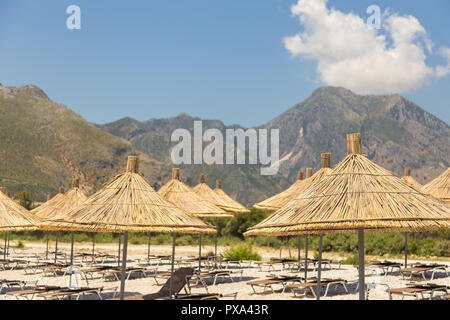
[
  {"xmin": 193, "ymin": 174, "xmax": 249, "ymax": 214},
  {"xmin": 253, "ymin": 153, "xmax": 333, "ymax": 211},
  {"xmin": 158, "ymin": 169, "xmax": 231, "ymax": 218},
  {"xmin": 253, "ymin": 170, "xmax": 308, "ymax": 211},
  {"xmin": 422, "ymin": 167, "xmax": 450, "ymax": 204},
  {"xmin": 50, "ymin": 157, "xmax": 216, "ymax": 234},
  {"xmin": 401, "ymin": 167, "xmax": 422, "ymax": 191},
  {"xmin": 245, "ymin": 134, "xmax": 450, "ymax": 236},
  {"xmin": 0, "ymin": 187, "xmax": 39, "ymax": 231},
  {"xmin": 31, "ymin": 187, "xmax": 68, "ymax": 221},
  {"xmin": 40, "ymin": 179, "xmax": 88, "ymax": 230}
]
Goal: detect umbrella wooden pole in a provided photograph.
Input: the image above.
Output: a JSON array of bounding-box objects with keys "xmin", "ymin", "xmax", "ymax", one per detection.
[
  {"xmin": 70, "ymin": 232, "xmax": 74, "ymax": 265},
  {"xmin": 404, "ymin": 232, "xmax": 408, "ymax": 268},
  {"xmin": 198, "ymin": 234, "xmax": 202, "ymax": 271},
  {"xmin": 304, "ymin": 234, "xmax": 308, "ymax": 280},
  {"xmin": 117, "ymin": 234, "xmax": 121, "ymax": 267},
  {"xmin": 119, "ymin": 232, "xmax": 128, "ymax": 300},
  {"xmin": 358, "ymin": 228, "xmax": 365, "ymax": 300},
  {"xmin": 54, "ymin": 232, "xmax": 59, "ymax": 264},
  {"xmin": 45, "ymin": 233, "xmax": 49, "ymax": 260},
  {"xmin": 147, "ymin": 233, "xmax": 151, "ymax": 263},
  {"xmin": 169, "ymin": 233, "xmax": 177, "ymax": 299},
  {"xmin": 316, "ymin": 235, "xmax": 323, "ymax": 300},
  {"xmin": 297, "ymin": 235, "xmax": 301, "ymax": 271}
]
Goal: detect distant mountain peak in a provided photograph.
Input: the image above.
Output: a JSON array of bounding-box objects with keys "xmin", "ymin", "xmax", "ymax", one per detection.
[{"xmin": 0, "ymin": 84, "xmax": 49, "ymax": 100}]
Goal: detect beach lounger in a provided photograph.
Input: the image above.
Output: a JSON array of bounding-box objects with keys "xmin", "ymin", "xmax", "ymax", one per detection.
[
  {"xmin": 188, "ymin": 269, "xmax": 243, "ymax": 292},
  {"xmin": 5, "ymin": 285, "xmax": 63, "ymax": 300},
  {"xmin": 285, "ymin": 278, "xmax": 349, "ymax": 298},
  {"xmin": 36, "ymin": 286, "xmax": 104, "ymax": 300},
  {"xmin": 387, "ymin": 283, "xmax": 449, "ymax": 300},
  {"xmin": 253, "ymin": 261, "xmax": 281, "ymax": 272},
  {"xmin": 366, "ymin": 260, "xmax": 402, "ymax": 276},
  {"xmin": 399, "ymin": 264, "xmax": 448, "ymax": 281},
  {"xmin": 170, "ymin": 292, "xmax": 238, "ymax": 300},
  {"xmin": 100, "ymin": 267, "xmax": 147, "ymax": 281},
  {"xmin": 110, "ymin": 267, "xmax": 194, "ymax": 300},
  {"xmin": 247, "ymin": 275, "xmax": 304, "ymax": 294},
  {"xmin": 0, "ymin": 279, "xmax": 28, "ymax": 292}
]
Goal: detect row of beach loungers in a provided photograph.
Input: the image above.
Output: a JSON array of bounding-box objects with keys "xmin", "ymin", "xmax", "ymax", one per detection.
[{"xmin": 1, "ymin": 249, "xmax": 449, "ymax": 300}]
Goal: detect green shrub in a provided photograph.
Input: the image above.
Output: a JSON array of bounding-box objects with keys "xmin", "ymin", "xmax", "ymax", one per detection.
[
  {"xmin": 12, "ymin": 240, "xmax": 25, "ymax": 248},
  {"xmin": 342, "ymin": 253, "xmax": 369, "ymax": 265},
  {"xmin": 223, "ymin": 243, "xmax": 261, "ymax": 261}
]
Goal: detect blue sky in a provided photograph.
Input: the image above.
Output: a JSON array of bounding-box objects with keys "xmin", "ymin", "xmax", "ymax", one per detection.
[{"xmin": 0, "ymin": 0, "xmax": 449, "ymax": 126}]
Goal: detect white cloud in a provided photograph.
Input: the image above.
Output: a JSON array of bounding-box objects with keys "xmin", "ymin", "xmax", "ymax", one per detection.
[{"xmin": 284, "ymin": 0, "xmax": 450, "ymax": 94}]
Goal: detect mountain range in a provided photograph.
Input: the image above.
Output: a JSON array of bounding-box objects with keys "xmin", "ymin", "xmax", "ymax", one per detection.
[{"xmin": 0, "ymin": 84, "xmax": 448, "ymax": 206}]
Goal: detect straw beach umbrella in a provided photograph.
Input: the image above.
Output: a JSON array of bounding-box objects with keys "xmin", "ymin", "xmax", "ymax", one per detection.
[
  {"xmin": 40, "ymin": 178, "xmax": 88, "ymax": 264},
  {"xmin": 31, "ymin": 186, "xmax": 67, "ymax": 261},
  {"xmin": 401, "ymin": 167, "xmax": 422, "ymax": 191},
  {"xmin": 253, "ymin": 169, "xmax": 311, "ymax": 212},
  {"xmin": 159, "ymin": 169, "xmax": 229, "ymax": 264},
  {"xmin": 245, "ymin": 133, "xmax": 450, "ymax": 300},
  {"xmin": 422, "ymin": 167, "xmax": 450, "ymax": 205},
  {"xmin": 254, "ymin": 153, "xmax": 333, "ymax": 276},
  {"xmin": 401, "ymin": 168, "xmax": 422, "ymax": 267},
  {"xmin": 52, "ymin": 156, "xmax": 216, "ymax": 300},
  {"xmin": 0, "ymin": 187, "xmax": 39, "ymax": 259},
  {"xmin": 158, "ymin": 169, "xmax": 230, "ymax": 218},
  {"xmin": 193, "ymin": 174, "xmax": 249, "ymax": 265},
  {"xmin": 194, "ymin": 174, "xmax": 250, "ymax": 214}
]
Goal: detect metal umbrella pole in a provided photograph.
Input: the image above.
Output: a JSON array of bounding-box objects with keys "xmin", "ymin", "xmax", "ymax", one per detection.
[
  {"xmin": 297, "ymin": 235, "xmax": 301, "ymax": 271},
  {"xmin": 316, "ymin": 235, "xmax": 323, "ymax": 300},
  {"xmin": 70, "ymin": 231, "xmax": 75, "ymax": 265},
  {"xmin": 7, "ymin": 232, "xmax": 10, "ymax": 256},
  {"xmin": 214, "ymin": 218, "xmax": 218, "ymax": 257},
  {"xmin": 3, "ymin": 232, "xmax": 7, "ymax": 260},
  {"xmin": 358, "ymin": 228, "xmax": 365, "ymax": 300},
  {"xmin": 304, "ymin": 234, "xmax": 309, "ymax": 281},
  {"xmin": 169, "ymin": 233, "xmax": 177, "ymax": 299},
  {"xmin": 92, "ymin": 233, "xmax": 95, "ymax": 263},
  {"xmin": 404, "ymin": 232, "xmax": 408, "ymax": 268},
  {"xmin": 45, "ymin": 233, "xmax": 49, "ymax": 260},
  {"xmin": 119, "ymin": 232, "xmax": 128, "ymax": 300},
  {"xmin": 54, "ymin": 232, "xmax": 59, "ymax": 264},
  {"xmin": 117, "ymin": 234, "xmax": 121, "ymax": 267},
  {"xmin": 147, "ymin": 232, "xmax": 151, "ymax": 263},
  {"xmin": 198, "ymin": 234, "xmax": 202, "ymax": 271}
]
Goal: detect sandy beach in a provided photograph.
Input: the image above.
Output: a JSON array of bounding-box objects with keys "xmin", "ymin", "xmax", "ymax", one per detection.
[{"xmin": 0, "ymin": 241, "xmax": 448, "ymax": 300}]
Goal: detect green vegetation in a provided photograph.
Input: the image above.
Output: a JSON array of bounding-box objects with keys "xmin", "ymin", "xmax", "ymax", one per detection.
[
  {"xmin": 12, "ymin": 240, "xmax": 25, "ymax": 248},
  {"xmin": 2, "ymin": 208, "xmax": 449, "ymax": 258},
  {"xmin": 223, "ymin": 243, "xmax": 261, "ymax": 261},
  {"xmin": 15, "ymin": 190, "xmax": 34, "ymax": 210}
]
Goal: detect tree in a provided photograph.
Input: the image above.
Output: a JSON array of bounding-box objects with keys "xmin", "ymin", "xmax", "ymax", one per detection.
[{"xmin": 16, "ymin": 190, "xmax": 34, "ymax": 210}]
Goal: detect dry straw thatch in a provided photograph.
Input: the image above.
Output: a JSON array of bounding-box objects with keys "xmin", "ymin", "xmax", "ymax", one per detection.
[
  {"xmin": 193, "ymin": 174, "xmax": 249, "ymax": 214},
  {"xmin": 253, "ymin": 153, "xmax": 333, "ymax": 211},
  {"xmin": 245, "ymin": 134, "xmax": 450, "ymax": 236},
  {"xmin": 50, "ymin": 157, "xmax": 216, "ymax": 234},
  {"xmin": 0, "ymin": 187, "xmax": 39, "ymax": 231},
  {"xmin": 401, "ymin": 167, "xmax": 422, "ymax": 191},
  {"xmin": 31, "ymin": 187, "xmax": 67, "ymax": 221},
  {"xmin": 422, "ymin": 167, "xmax": 450, "ymax": 204},
  {"xmin": 158, "ymin": 168, "xmax": 231, "ymax": 218},
  {"xmin": 40, "ymin": 178, "xmax": 88, "ymax": 230}
]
